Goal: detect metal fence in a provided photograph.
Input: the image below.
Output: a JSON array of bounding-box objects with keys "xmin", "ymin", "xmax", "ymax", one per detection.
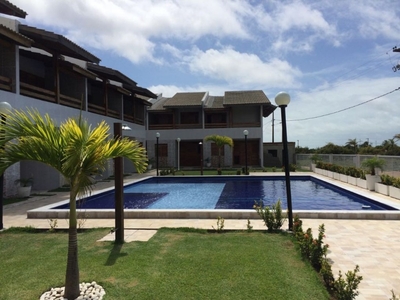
[{"xmin": 296, "ymin": 154, "xmax": 400, "ymax": 175}]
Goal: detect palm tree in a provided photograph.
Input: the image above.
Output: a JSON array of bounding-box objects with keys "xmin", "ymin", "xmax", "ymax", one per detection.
[
  {"xmin": 0, "ymin": 109, "xmax": 147, "ymax": 299},
  {"xmin": 345, "ymin": 138, "xmax": 358, "ymax": 154},
  {"xmin": 204, "ymin": 135, "xmax": 233, "ymax": 168}
]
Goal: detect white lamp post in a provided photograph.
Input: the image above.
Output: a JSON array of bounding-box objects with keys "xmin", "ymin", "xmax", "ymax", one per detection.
[
  {"xmin": 0, "ymin": 102, "xmax": 12, "ymax": 230},
  {"xmin": 243, "ymin": 130, "xmax": 248, "ymax": 175},
  {"xmin": 274, "ymin": 92, "xmax": 293, "ymax": 231},
  {"xmin": 199, "ymin": 142, "xmax": 203, "ymax": 175},
  {"xmin": 176, "ymin": 138, "xmax": 181, "ymax": 170},
  {"xmin": 156, "ymin": 132, "xmax": 160, "ymax": 176}
]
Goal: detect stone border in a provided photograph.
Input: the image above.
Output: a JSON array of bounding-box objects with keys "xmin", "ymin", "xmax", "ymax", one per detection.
[{"xmin": 27, "ymin": 174, "xmax": 400, "ymax": 220}]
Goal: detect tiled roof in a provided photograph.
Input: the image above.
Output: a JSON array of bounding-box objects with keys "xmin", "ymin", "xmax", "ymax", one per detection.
[
  {"xmin": 0, "ymin": 0, "xmax": 27, "ymax": 18},
  {"xmin": 87, "ymin": 63, "xmax": 136, "ymax": 86},
  {"xmin": 223, "ymin": 90, "xmax": 271, "ymax": 105},
  {"xmin": 19, "ymin": 24, "xmax": 100, "ymax": 63},
  {"xmin": 148, "ymin": 97, "xmax": 171, "ymax": 111},
  {"xmin": 205, "ymin": 96, "xmax": 224, "ymax": 109},
  {"xmin": 0, "ymin": 24, "xmax": 32, "ymax": 47},
  {"xmin": 163, "ymin": 92, "xmax": 206, "ymax": 107},
  {"xmin": 87, "ymin": 63, "xmax": 156, "ymax": 99}
]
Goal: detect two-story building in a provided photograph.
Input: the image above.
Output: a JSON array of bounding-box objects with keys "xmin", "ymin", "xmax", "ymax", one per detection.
[
  {"xmin": 0, "ymin": 0, "xmax": 276, "ymax": 195},
  {"xmin": 146, "ymin": 91, "xmax": 276, "ymax": 168}
]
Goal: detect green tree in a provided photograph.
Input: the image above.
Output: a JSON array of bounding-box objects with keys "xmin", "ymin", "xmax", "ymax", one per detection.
[
  {"xmin": 318, "ymin": 142, "xmax": 350, "ymax": 154},
  {"xmin": 204, "ymin": 135, "xmax": 233, "ymax": 168},
  {"xmin": 345, "ymin": 138, "xmax": 358, "ymax": 154},
  {"xmin": 0, "ymin": 109, "xmax": 147, "ymax": 299}
]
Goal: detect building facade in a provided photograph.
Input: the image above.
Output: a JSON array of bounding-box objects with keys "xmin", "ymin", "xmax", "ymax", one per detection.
[
  {"xmin": 0, "ymin": 0, "xmax": 276, "ymax": 195},
  {"xmin": 147, "ymin": 91, "xmax": 276, "ymax": 169}
]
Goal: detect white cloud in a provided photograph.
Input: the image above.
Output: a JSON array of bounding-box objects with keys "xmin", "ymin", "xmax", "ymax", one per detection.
[
  {"xmin": 13, "ymin": 0, "xmax": 254, "ymax": 63},
  {"xmin": 270, "ymin": 77, "xmax": 400, "ymax": 148},
  {"xmin": 346, "ymin": 1, "xmax": 400, "ymax": 40},
  {"xmin": 186, "ymin": 47, "xmax": 302, "ymax": 88},
  {"xmin": 256, "ymin": 1, "xmax": 341, "ymax": 53}
]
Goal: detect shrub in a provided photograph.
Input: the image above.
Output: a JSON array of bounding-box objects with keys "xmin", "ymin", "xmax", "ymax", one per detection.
[
  {"xmin": 394, "ymin": 178, "xmax": 400, "ymax": 189},
  {"xmin": 310, "ymin": 224, "xmax": 329, "ymax": 271},
  {"xmin": 293, "ymin": 216, "xmax": 363, "ymax": 299},
  {"xmin": 246, "ymin": 219, "xmax": 253, "ymax": 232},
  {"xmin": 253, "ymin": 199, "xmax": 286, "ymax": 232},
  {"xmin": 320, "ymin": 258, "xmax": 335, "ymax": 293},
  {"xmin": 212, "ymin": 216, "xmax": 224, "ymax": 232},
  {"xmin": 334, "ymin": 265, "xmax": 363, "ymax": 300},
  {"xmin": 380, "ymin": 174, "xmax": 395, "ymax": 186},
  {"xmin": 236, "ymin": 169, "xmax": 241, "ymax": 175}
]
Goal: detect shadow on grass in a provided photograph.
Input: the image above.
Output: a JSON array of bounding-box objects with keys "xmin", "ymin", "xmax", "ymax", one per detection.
[{"xmin": 104, "ymin": 242, "xmax": 128, "ymax": 266}]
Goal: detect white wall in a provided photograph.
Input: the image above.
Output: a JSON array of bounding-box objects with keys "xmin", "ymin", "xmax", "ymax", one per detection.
[{"xmin": 0, "ymin": 90, "xmax": 147, "ymax": 194}]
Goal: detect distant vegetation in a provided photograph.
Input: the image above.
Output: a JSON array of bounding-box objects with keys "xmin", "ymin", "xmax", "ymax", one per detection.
[{"xmin": 296, "ymin": 134, "xmax": 400, "ymax": 155}]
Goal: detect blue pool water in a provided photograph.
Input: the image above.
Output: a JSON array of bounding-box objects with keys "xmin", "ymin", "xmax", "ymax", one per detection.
[{"xmin": 54, "ymin": 176, "xmax": 396, "ymax": 211}]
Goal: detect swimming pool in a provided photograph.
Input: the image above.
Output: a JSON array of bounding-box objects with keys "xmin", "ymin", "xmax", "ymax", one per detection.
[{"xmin": 54, "ymin": 176, "xmax": 396, "ymax": 211}]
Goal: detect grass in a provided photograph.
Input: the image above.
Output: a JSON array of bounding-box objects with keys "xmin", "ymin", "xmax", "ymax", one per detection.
[{"xmin": 0, "ymin": 227, "xmax": 330, "ymax": 300}]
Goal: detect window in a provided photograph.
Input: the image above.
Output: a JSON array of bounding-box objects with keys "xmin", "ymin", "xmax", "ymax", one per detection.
[
  {"xmin": 180, "ymin": 112, "xmax": 199, "ymax": 124},
  {"xmin": 206, "ymin": 113, "xmax": 227, "ymax": 123}
]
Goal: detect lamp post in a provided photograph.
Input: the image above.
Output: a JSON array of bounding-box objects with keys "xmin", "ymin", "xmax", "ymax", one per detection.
[
  {"xmin": 0, "ymin": 102, "xmax": 11, "ymax": 230},
  {"xmin": 113, "ymin": 122, "xmax": 132, "ymax": 243},
  {"xmin": 199, "ymin": 141, "xmax": 203, "ymax": 175},
  {"xmin": 177, "ymin": 138, "xmax": 181, "ymax": 170},
  {"xmin": 275, "ymin": 92, "xmax": 293, "ymax": 231},
  {"xmin": 156, "ymin": 132, "xmax": 160, "ymax": 176},
  {"xmin": 243, "ymin": 130, "xmax": 248, "ymax": 175}
]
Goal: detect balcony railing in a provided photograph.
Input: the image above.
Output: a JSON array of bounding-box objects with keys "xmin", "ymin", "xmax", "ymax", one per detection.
[
  {"xmin": 205, "ymin": 122, "xmax": 228, "ymax": 128},
  {"xmin": 20, "ymin": 82, "xmax": 55, "ymax": 103},
  {"xmin": 232, "ymin": 122, "xmax": 260, "ymax": 128},
  {"xmin": 0, "ymin": 75, "xmax": 12, "ymax": 92}
]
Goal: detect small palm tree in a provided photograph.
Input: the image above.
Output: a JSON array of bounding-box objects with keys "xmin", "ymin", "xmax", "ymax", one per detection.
[
  {"xmin": 361, "ymin": 157, "xmax": 385, "ymax": 175},
  {"xmin": 0, "ymin": 109, "xmax": 147, "ymax": 299},
  {"xmin": 204, "ymin": 135, "xmax": 233, "ymax": 168}
]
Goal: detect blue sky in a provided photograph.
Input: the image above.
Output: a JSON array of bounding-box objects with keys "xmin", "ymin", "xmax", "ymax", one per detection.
[{"xmin": 11, "ymin": 0, "xmax": 400, "ymax": 148}]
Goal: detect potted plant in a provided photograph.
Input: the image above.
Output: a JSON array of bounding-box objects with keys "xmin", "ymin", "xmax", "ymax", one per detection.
[
  {"xmin": 361, "ymin": 157, "xmax": 385, "ymax": 191},
  {"xmin": 205, "ymin": 157, "xmax": 211, "ymax": 167},
  {"xmin": 346, "ymin": 167, "xmax": 359, "ymax": 186},
  {"xmin": 147, "ymin": 157, "xmax": 154, "ymax": 170},
  {"xmin": 390, "ymin": 177, "xmax": 400, "ymax": 200},
  {"xmin": 14, "ymin": 177, "xmax": 33, "ymax": 197},
  {"xmin": 376, "ymin": 174, "xmax": 392, "ymax": 196}
]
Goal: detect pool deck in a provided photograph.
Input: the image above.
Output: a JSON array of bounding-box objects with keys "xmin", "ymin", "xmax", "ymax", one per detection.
[{"xmin": 3, "ymin": 171, "xmax": 400, "ymax": 299}]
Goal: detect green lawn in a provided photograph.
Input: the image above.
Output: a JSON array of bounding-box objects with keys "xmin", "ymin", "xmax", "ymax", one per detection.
[{"xmin": 0, "ymin": 228, "xmax": 330, "ymax": 300}]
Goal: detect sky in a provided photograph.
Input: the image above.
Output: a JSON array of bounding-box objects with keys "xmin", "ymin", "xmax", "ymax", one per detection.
[{"xmin": 9, "ymin": 0, "xmax": 400, "ymax": 148}]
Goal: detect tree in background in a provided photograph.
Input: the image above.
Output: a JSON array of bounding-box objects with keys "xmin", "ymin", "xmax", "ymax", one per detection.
[
  {"xmin": 0, "ymin": 109, "xmax": 147, "ymax": 300},
  {"xmin": 345, "ymin": 138, "xmax": 358, "ymax": 154},
  {"xmin": 204, "ymin": 135, "xmax": 233, "ymax": 168}
]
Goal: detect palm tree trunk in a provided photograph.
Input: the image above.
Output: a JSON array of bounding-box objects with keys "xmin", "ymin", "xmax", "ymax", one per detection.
[
  {"xmin": 218, "ymin": 148, "xmax": 221, "ymax": 168},
  {"xmin": 64, "ymin": 187, "xmax": 80, "ymax": 299}
]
